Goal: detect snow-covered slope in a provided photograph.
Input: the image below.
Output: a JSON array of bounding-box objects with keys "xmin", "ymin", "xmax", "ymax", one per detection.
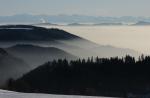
[{"xmin": 0, "ymin": 90, "xmax": 115, "ymax": 98}]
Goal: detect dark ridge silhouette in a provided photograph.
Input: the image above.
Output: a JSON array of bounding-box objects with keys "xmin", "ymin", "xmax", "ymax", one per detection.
[
  {"xmin": 0, "ymin": 48, "xmax": 29, "ymax": 87},
  {"xmin": 6, "ymin": 44, "xmax": 77, "ymax": 66},
  {"xmin": 8, "ymin": 55, "xmax": 150, "ymax": 97},
  {"xmin": 0, "ymin": 25, "xmax": 139, "ymax": 58},
  {"xmin": 0, "ymin": 25, "xmax": 80, "ymax": 41}
]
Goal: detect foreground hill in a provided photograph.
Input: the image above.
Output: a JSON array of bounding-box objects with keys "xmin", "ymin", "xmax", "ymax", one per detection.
[
  {"xmin": 6, "ymin": 44, "xmax": 77, "ymax": 66},
  {"xmin": 0, "ymin": 48, "xmax": 29, "ymax": 86},
  {"xmin": 9, "ymin": 56, "xmax": 150, "ymax": 97}
]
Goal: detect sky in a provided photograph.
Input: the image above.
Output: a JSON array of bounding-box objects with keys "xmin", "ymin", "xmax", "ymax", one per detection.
[{"xmin": 0, "ymin": 0, "xmax": 149, "ymax": 17}]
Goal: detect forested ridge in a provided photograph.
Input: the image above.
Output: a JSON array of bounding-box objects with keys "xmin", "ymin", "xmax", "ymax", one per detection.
[{"xmin": 8, "ymin": 55, "xmax": 150, "ymax": 97}]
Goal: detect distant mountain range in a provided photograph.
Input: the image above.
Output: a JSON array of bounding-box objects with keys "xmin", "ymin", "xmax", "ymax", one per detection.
[
  {"xmin": 1, "ymin": 14, "xmax": 150, "ymax": 24},
  {"xmin": 132, "ymin": 21, "xmax": 150, "ymax": 26},
  {"xmin": 35, "ymin": 22, "xmax": 150, "ymax": 26},
  {"xmin": 67, "ymin": 23, "xmax": 124, "ymax": 26}
]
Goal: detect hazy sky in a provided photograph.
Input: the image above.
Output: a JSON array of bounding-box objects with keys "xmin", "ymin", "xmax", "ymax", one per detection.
[{"xmin": 0, "ymin": 0, "xmax": 149, "ymax": 16}]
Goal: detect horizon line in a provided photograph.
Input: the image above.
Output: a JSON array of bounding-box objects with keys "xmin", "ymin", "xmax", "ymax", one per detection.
[{"xmin": 0, "ymin": 13, "xmax": 150, "ymax": 18}]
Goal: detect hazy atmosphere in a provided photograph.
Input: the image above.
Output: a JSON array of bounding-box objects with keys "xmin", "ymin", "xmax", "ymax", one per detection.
[
  {"xmin": 0, "ymin": 0, "xmax": 150, "ymax": 16},
  {"xmin": 43, "ymin": 25, "xmax": 150, "ymax": 54},
  {"xmin": 1, "ymin": 0, "xmax": 150, "ymax": 98}
]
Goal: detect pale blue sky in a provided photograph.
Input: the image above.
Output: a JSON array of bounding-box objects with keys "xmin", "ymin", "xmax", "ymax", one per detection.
[{"xmin": 0, "ymin": 0, "xmax": 149, "ymax": 16}]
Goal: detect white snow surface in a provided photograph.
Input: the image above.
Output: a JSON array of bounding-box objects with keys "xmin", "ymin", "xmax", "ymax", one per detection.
[{"xmin": 0, "ymin": 90, "xmax": 115, "ymax": 98}]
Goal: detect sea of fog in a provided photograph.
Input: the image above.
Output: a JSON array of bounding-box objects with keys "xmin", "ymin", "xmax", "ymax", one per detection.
[{"xmin": 41, "ymin": 25, "xmax": 150, "ymax": 54}]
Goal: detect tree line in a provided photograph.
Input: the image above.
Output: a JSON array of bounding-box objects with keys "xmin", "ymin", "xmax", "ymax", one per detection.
[{"xmin": 8, "ymin": 55, "xmax": 150, "ymax": 97}]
